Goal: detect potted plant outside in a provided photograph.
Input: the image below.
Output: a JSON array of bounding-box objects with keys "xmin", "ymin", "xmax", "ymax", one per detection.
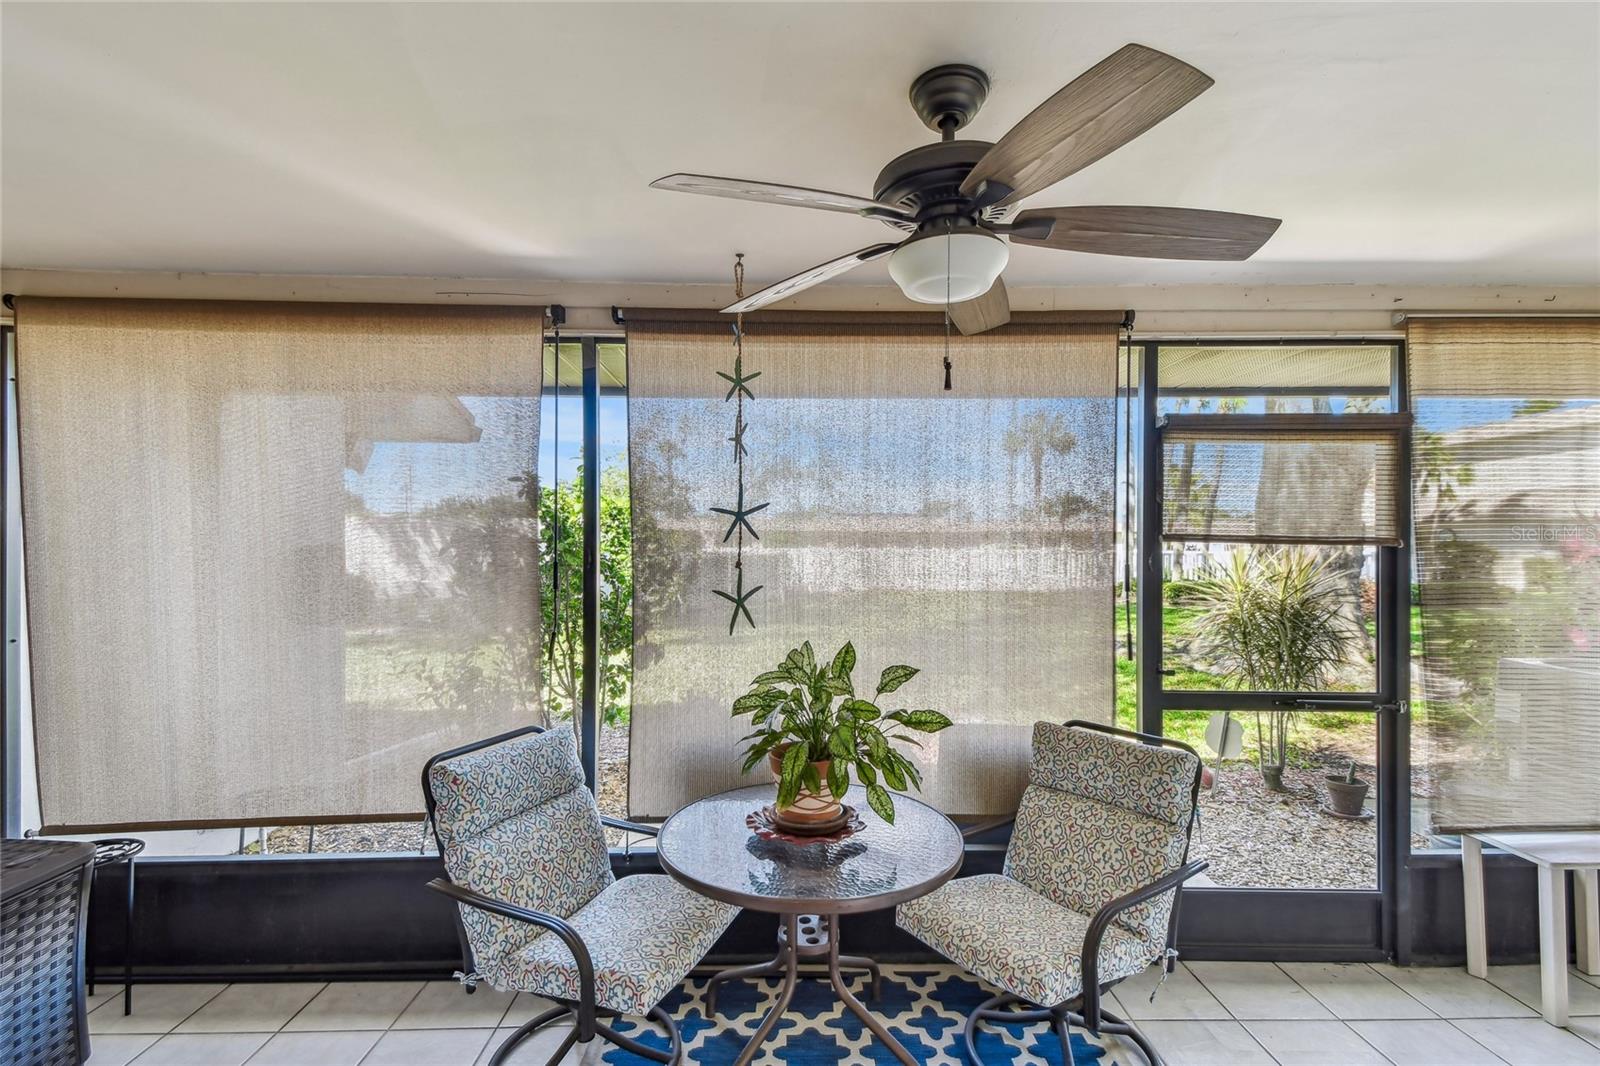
[
  {"xmin": 1325, "ymin": 761, "xmax": 1371, "ymax": 818},
  {"xmin": 732, "ymin": 641, "xmax": 952, "ymax": 826}
]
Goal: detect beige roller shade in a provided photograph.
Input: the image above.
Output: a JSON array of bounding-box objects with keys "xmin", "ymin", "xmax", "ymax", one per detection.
[
  {"xmin": 1161, "ymin": 415, "xmax": 1408, "ymax": 546},
  {"xmin": 625, "ymin": 312, "xmax": 1120, "ymax": 817},
  {"xmin": 1408, "ymin": 316, "xmax": 1600, "ymax": 834},
  {"xmin": 16, "ymin": 298, "xmax": 544, "ymax": 832}
]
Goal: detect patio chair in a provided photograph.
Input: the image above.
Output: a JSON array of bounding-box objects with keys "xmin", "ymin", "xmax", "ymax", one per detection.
[
  {"xmin": 896, "ymin": 719, "xmax": 1207, "ymax": 1066},
  {"xmin": 422, "ymin": 726, "xmax": 738, "ymax": 1066}
]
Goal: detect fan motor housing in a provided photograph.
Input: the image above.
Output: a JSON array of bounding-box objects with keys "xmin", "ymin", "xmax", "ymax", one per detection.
[{"xmin": 872, "ymin": 140, "xmax": 995, "ymax": 227}]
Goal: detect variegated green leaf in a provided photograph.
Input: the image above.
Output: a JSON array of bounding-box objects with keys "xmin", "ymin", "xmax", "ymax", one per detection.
[
  {"xmin": 886, "ymin": 709, "xmax": 953, "ymax": 733},
  {"xmin": 842, "ymin": 699, "xmax": 880, "ymax": 721},
  {"xmin": 778, "ymin": 742, "xmax": 809, "ymax": 807},
  {"xmin": 801, "ymin": 761, "xmax": 822, "ymax": 793},
  {"xmin": 866, "ymin": 783, "xmax": 896, "ymax": 825},
  {"xmin": 875, "ymin": 665, "xmax": 919, "ymax": 695},
  {"xmin": 827, "ymin": 760, "xmax": 849, "ymax": 799},
  {"xmin": 831, "ymin": 642, "xmax": 856, "ymax": 681}
]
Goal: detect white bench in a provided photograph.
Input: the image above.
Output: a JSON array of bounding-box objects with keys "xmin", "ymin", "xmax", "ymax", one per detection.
[{"xmin": 1461, "ymin": 831, "xmax": 1600, "ymax": 1027}]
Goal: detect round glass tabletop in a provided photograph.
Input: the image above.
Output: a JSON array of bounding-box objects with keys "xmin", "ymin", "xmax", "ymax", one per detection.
[{"xmin": 656, "ymin": 783, "xmax": 964, "ymax": 915}]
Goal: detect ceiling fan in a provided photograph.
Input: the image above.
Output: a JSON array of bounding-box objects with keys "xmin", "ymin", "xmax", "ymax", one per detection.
[{"xmin": 651, "ymin": 44, "xmax": 1280, "ymax": 335}]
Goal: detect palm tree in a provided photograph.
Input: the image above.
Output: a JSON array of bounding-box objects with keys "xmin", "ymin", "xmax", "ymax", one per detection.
[
  {"xmin": 1003, "ymin": 410, "xmax": 1077, "ymax": 501},
  {"xmin": 1191, "ymin": 548, "xmax": 1360, "ymax": 789}
]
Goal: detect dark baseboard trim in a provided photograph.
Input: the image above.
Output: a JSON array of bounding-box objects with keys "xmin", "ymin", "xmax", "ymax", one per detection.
[{"xmin": 84, "ymin": 845, "xmax": 1553, "ymax": 982}]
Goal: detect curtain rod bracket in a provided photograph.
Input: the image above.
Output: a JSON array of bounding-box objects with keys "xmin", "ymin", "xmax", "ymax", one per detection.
[
  {"xmin": 1121, "ymin": 309, "xmax": 1135, "ymax": 331},
  {"xmin": 2, "ymin": 294, "xmax": 14, "ymax": 311},
  {"xmin": 611, "ymin": 306, "xmax": 626, "ymax": 326},
  {"xmin": 548, "ymin": 304, "xmax": 566, "ymax": 327}
]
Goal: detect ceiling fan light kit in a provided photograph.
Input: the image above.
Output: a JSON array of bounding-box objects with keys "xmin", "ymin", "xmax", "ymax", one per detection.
[
  {"xmin": 887, "ymin": 228, "xmax": 1009, "ymax": 304},
  {"xmin": 652, "ymin": 43, "xmax": 1282, "ymax": 334}
]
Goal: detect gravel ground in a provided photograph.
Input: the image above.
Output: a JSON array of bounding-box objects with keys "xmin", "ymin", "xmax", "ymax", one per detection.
[{"xmin": 1190, "ymin": 753, "xmax": 1378, "ymax": 889}]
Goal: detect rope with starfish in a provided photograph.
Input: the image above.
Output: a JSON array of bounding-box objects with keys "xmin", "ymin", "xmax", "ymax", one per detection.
[{"xmin": 711, "ymin": 254, "xmax": 767, "ymax": 634}]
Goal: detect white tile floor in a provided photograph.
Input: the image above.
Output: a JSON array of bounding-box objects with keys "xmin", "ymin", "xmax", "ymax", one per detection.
[{"xmin": 81, "ymin": 962, "xmax": 1600, "ymax": 1065}]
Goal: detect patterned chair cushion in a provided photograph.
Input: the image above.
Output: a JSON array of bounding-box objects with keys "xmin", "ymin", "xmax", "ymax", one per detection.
[
  {"xmin": 897, "ymin": 874, "xmax": 1158, "ymax": 1008},
  {"xmin": 1031, "ymin": 721, "xmax": 1198, "ymax": 826},
  {"xmin": 1006, "ymin": 784, "xmax": 1187, "ymax": 947},
  {"xmin": 428, "ymin": 730, "xmax": 614, "ymax": 979},
  {"xmin": 499, "ymin": 873, "xmax": 739, "ymax": 1016}
]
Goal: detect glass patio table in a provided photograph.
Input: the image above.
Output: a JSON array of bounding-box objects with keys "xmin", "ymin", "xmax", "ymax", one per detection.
[{"xmin": 657, "ymin": 783, "xmax": 963, "ymax": 1066}]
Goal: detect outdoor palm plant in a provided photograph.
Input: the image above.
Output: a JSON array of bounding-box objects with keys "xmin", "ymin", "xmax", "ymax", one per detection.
[
  {"xmin": 732, "ymin": 641, "xmax": 952, "ymax": 824},
  {"xmin": 1191, "ymin": 549, "xmax": 1359, "ymax": 789}
]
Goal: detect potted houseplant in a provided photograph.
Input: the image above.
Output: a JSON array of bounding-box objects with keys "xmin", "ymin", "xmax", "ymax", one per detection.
[
  {"xmin": 731, "ymin": 641, "xmax": 951, "ymax": 826},
  {"xmin": 1324, "ymin": 761, "xmax": 1370, "ymax": 818}
]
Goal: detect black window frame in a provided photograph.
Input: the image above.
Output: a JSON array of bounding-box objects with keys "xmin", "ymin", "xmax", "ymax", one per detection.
[{"xmin": 1135, "ymin": 337, "xmax": 1413, "ymax": 960}]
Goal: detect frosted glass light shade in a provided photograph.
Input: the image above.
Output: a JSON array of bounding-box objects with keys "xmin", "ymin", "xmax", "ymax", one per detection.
[{"xmin": 887, "ymin": 229, "xmax": 1010, "ymax": 304}]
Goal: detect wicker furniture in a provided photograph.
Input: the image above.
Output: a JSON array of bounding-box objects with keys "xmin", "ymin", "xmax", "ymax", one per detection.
[
  {"xmin": 422, "ymin": 726, "xmax": 738, "ymax": 1066},
  {"xmin": 656, "ymin": 782, "xmax": 964, "ymax": 1066},
  {"xmin": 1, "ymin": 838, "xmax": 96, "ymax": 1066},
  {"xmin": 895, "ymin": 720, "xmax": 1207, "ymax": 1066},
  {"xmin": 87, "ymin": 838, "xmax": 143, "ymax": 1016}
]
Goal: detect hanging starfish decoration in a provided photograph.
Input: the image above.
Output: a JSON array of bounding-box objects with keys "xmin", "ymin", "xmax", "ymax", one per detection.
[
  {"xmin": 726, "ymin": 410, "xmax": 749, "ymax": 460},
  {"xmin": 717, "ymin": 354, "xmax": 761, "ymax": 401},
  {"xmin": 710, "ymin": 481, "xmax": 769, "ymax": 542},
  {"xmin": 712, "ymin": 568, "xmax": 763, "ymax": 635}
]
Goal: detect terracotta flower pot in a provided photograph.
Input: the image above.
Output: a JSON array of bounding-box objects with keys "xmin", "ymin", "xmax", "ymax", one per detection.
[{"xmin": 768, "ymin": 745, "xmax": 843, "ymax": 826}]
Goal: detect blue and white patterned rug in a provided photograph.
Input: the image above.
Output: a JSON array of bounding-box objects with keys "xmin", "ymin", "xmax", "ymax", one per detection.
[{"xmin": 601, "ymin": 965, "xmax": 1120, "ymax": 1065}]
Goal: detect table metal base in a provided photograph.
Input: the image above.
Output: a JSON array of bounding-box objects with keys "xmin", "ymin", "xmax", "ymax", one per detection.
[{"xmin": 706, "ymin": 913, "xmax": 912, "ymax": 1066}]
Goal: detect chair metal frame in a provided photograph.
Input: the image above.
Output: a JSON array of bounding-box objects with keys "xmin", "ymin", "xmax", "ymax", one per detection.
[
  {"xmin": 421, "ymin": 725, "xmax": 680, "ymax": 1066},
  {"xmin": 959, "ymin": 719, "xmax": 1210, "ymax": 1066}
]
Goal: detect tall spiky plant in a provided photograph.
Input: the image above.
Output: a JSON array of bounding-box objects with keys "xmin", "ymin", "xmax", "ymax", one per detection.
[{"xmin": 1190, "ymin": 549, "xmax": 1359, "ymax": 789}]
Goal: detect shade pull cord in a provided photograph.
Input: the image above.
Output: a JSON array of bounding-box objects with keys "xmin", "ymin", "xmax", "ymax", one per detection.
[
  {"xmin": 546, "ymin": 322, "xmax": 561, "ymax": 666},
  {"xmin": 1122, "ymin": 328, "xmax": 1135, "ymax": 661}
]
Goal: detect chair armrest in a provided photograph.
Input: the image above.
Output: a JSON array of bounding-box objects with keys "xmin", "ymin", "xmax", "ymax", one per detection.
[
  {"xmin": 599, "ymin": 816, "xmax": 660, "ymax": 838},
  {"xmin": 959, "ymin": 815, "xmax": 1016, "ymax": 841},
  {"xmin": 425, "ymin": 878, "xmax": 596, "ymax": 1018},
  {"xmin": 1079, "ymin": 860, "xmax": 1209, "ymax": 1021}
]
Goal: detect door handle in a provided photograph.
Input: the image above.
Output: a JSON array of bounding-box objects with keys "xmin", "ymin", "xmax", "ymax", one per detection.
[{"xmin": 1274, "ymin": 698, "xmax": 1403, "ymax": 713}]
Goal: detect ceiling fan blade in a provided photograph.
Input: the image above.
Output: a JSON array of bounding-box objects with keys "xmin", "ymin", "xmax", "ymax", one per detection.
[
  {"xmin": 948, "ymin": 276, "xmax": 1011, "ymax": 336},
  {"xmin": 652, "ymin": 173, "xmax": 911, "ymax": 218},
  {"xmin": 961, "ymin": 44, "xmax": 1213, "ymax": 208},
  {"xmin": 722, "ymin": 243, "xmax": 900, "ymax": 314},
  {"xmin": 1009, "ymin": 206, "xmax": 1281, "ymax": 260}
]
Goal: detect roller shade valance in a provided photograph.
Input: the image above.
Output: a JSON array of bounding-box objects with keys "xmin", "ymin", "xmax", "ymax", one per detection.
[
  {"xmin": 618, "ymin": 307, "xmax": 1131, "ymax": 331},
  {"xmin": 1160, "ymin": 414, "xmax": 1409, "ymax": 546}
]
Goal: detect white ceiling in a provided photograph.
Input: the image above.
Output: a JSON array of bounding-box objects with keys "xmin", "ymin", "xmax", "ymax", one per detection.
[{"xmin": 3, "ymin": 2, "xmax": 1598, "ymax": 292}]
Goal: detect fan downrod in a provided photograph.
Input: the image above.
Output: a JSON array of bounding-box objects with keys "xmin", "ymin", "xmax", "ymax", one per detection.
[{"xmin": 909, "ymin": 64, "xmax": 990, "ymax": 139}]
